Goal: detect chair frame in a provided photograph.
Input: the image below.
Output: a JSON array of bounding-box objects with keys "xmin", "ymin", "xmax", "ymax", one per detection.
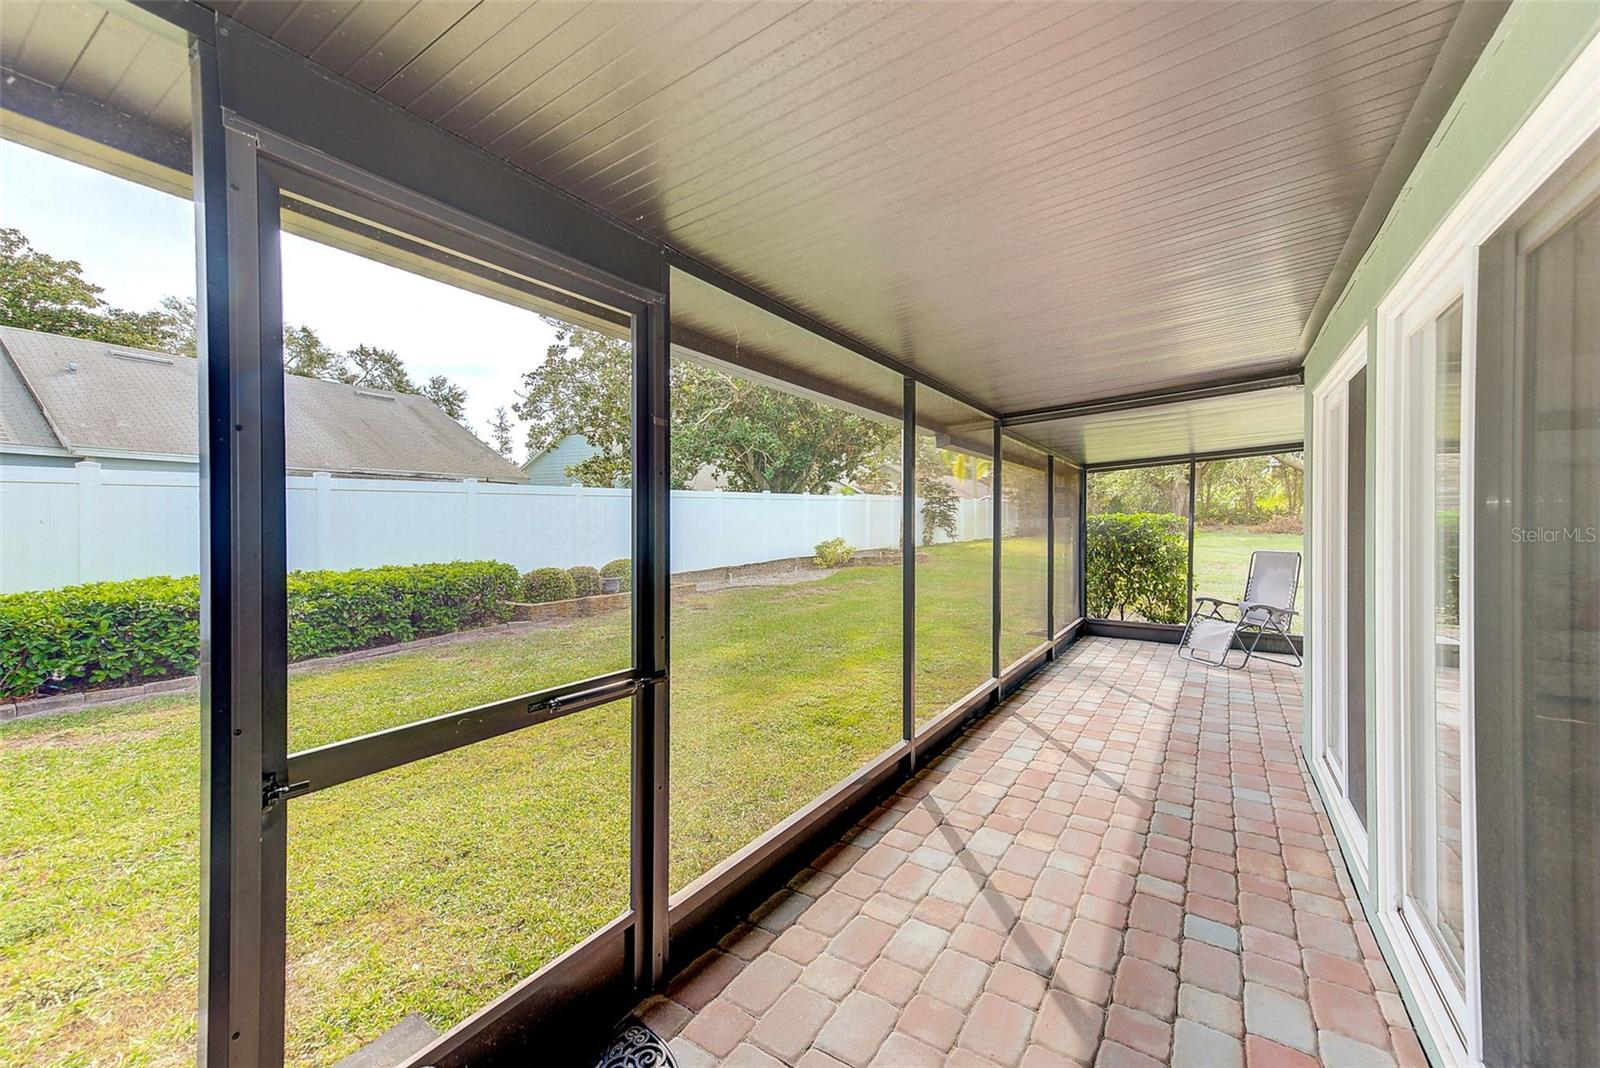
[{"xmin": 1178, "ymin": 550, "xmax": 1303, "ymax": 669}]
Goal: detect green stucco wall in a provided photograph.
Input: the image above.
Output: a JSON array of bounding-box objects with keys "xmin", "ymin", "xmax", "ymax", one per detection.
[{"xmin": 1299, "ymin": 2, "xmax": 1599, "ymax": 1062}]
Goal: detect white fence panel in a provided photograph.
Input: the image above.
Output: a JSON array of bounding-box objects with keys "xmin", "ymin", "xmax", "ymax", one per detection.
[{"xmin": 2, "ymin": 464, "xmax": 1002, "ymax": 594}]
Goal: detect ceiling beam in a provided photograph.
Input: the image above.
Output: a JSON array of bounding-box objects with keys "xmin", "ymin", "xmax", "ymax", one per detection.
[{"xmin": 1000, "ymin": 368, "xmax": 1304, "ymax": 427}]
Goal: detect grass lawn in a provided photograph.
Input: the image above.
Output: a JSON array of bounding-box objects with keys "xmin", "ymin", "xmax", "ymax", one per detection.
[{"xmin": 1, "ymin": 538, "xmax": 1050, "ymax": 1066}]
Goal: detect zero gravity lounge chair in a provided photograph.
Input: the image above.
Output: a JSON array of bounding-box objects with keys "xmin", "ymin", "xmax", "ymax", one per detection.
[{"xmin": 1178, "ymin": 550, "xmax": 1303, "ymax": 668}]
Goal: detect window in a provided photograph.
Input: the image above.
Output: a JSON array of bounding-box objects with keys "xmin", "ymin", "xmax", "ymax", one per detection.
[
  {"xmin": 1401, "ymin": 298, "xmax": 1469, "ymax": 993},
  {"xmin": 1311, "ymin": 337, "xmax": 1369, "ymax": 878},
  {"xmin": 1380, "ymin": 263, "xmax": 1477, "ymax": 1057}
]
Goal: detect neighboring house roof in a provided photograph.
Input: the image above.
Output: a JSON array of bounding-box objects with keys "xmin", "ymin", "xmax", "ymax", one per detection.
[
  {"xmin": 522, "ymin": 433, "xmax": 602, "ymax": 486},
  {"xmin": 522, "ymin": 433, "xmax": 732, "ymax": 490},
  {"xmin": 0, "ymin": 326, "xmax": 527, "ymax": 482}
]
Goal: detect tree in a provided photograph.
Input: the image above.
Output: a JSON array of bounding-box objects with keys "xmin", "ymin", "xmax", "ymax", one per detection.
[
  {"xmin": 282, "ymin": 324, "xmax": 344, "ymax": 380},
  {"xmin": 516, "ymin": 319, "xmax": 899, "ymax": 491},
  {"xmin": 515, "ymin": 322, "xmax": 634, "ymax": 487},
  {"xmin": 0, "ymin": 226, "xmax": 109, "ymax": 339},
  {"xmin": 343, "ymin": 344, "xmax": 414, "ymax": 392},
  {"xmin": 489, "ymin": 407, "xmax": 515, "ymax": 458},
  {"xmin": 918, "ymin": 442, "xmax": 961, "ymax": 545},
  {"xmin": 421, "ymin": 374, "xmax": 469, "ymax": 424},
  {"xmin": 0, "ymin": 227, "xmax": 195, "ymax": 352}
]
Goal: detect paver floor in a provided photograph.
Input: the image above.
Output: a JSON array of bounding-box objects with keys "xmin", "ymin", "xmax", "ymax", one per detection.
[{"xmin": 637, "ymin": 638, "xmax": 1421, "ymax": 1068}]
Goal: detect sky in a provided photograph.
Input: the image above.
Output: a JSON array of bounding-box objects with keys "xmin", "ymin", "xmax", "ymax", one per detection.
[{"xmin": 0, "ymin": 139, "xmax": 562, "ymax": 463}]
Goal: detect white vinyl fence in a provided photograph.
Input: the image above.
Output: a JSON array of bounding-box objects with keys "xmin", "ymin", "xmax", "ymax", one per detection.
[{"xmin": 0, "ymin": 461, "xmax": 995, "ymax": 594}]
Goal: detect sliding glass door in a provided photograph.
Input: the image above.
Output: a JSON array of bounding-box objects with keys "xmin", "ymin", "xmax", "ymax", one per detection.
[{"xmin": 1475, "ymin": 134, "xmax": 1600, "ymax": 1068}]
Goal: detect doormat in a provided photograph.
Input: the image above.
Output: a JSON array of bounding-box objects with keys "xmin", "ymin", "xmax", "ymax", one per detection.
[{"xmin": 597, "ymin": 1017, "xmax": 674, "ymax": 1068}]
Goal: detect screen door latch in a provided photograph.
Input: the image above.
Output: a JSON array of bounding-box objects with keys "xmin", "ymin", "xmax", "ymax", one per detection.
[{"xmin": 262, "ymin": 771, "xmax": 311, "ymax": 811}]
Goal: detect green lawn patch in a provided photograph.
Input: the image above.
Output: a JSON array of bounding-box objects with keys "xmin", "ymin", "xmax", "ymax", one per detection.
[{"xmin": 0, "ymin": 538, "xmax": 1051, "ymax": 1066}]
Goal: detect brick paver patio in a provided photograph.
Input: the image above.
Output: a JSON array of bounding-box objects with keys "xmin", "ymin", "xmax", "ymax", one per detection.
[{"xmin": 638, "ymin": 638, "xmax": 1421, "ymax": 1067}]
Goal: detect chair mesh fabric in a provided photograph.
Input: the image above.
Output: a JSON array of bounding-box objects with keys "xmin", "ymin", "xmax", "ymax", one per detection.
[
  {"xmin": 1243, "ymin": 551, "xmax": 1299, "ymax": 613},
  {"xmin": 1187, "ymin": 618, "xmax": 1237, "ymax": 660}
]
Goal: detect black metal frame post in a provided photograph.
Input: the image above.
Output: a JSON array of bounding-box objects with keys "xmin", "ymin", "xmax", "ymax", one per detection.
[
  {"xmin": 1079, "ymin": 465, "xmax": 1088, "ymax": 624},
  {"xmin": 902, "ymin": 380, "xmax": 917, "ymax": 763},
  {"xmin": 632, "ymin": 271, "xmax": 671, "ymax": 987},
  {"xmin": 991, "ymin": 422, "xmax": 1003, "ymax": 682},
  {"xmin": 1186, "ymin": 460, "xmax": 1198, "ymax": 612},
  {"xmin": 196, "ymin": 118, "xmax": 289, "ymax": 1068},
  {"xmin": 1046, "ymin": 455, "xmax": 1056, "ymax": 648},
  {"xmin": 193, "ymin": 26, "xmax": 244, "ymax": 1067}
]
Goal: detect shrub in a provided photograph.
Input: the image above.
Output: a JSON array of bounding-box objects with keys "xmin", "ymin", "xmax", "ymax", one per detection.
[
  {"xmin": 600, "ymin": 558, "xmax": 632, "ymax": 593},
  {"xmin": 1085, "ymin": 513, "xmax": 1188, "ymax": 623},
  {"xmin": 813, "ymin": 537, "xmax": 855, "ymax": 569},
  {"xmin": 288, "ymin": 561, "xmax": 517, "ymax": 661},
  {"xmin": 0, "ymin": 576, "xmax": 200, "ymax": 698},
  {"xmin": 0, "ymin": 561, "xmax": 518, "ymax": 699},
  {"xmin": 568, "ymin": 565, "xmax": 601, "ymax": 597},
  {"xmin": 1255, "ymin": 513, "xmax": 1303, "ymax": 535},
  {"xmin": 522, "ymin": 566, "xmax": 576, "ymax": 604}
]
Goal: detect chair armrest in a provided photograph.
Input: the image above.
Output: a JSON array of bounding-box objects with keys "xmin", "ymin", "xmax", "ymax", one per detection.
[
  {"xmin": 1195, "ymin": 596, "xmax": 1238, "ymax": 608},
  {"xmin": 1242, "ymin": 602, "xmax": 1297, "ymax": 625}
]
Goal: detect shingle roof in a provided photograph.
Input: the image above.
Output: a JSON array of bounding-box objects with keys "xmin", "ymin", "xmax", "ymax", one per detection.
[{"xmin": 0, "ymin": 326, "xmax": 526, "ymax": 482}]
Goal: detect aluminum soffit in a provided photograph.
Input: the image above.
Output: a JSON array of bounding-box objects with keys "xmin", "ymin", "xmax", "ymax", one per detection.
[
  {"xmin": 1021, "ymin": 385, "xmax": 1305, "ymax": 465},
  {"xmin": 201, "ymin": 0, "xmax": 1465, "ymax": 415},
  {"xmin": 5, "ymin": 1, "xmax": 1470, "ymax": 424}
]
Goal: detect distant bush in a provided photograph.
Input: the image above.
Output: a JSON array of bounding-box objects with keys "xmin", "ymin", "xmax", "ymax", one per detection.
[
  {"xmin": 813, "ymin": 537, "xmax": 855, "ymax": 569},
  {"xmin": 600, "ymin": 558, "xmax": 631, "ymax": 593},
  {"xmin": 1086, "ymin": 513, "xmax": 1188, "ymax": 624},
  {"xmin": 0, "ymin": 561, "xmax": 518, "ymax": 699},
  {"xmin": 522, "ymin": 567, "xmax": 576, "ymax": 604},
  {"xmin": 1255, "ymin": 513, "xmax": 1304, "ymax": 535},
  {"xmin": 568, "ymin": 565, "xmax": 602, "ymax": 597}
]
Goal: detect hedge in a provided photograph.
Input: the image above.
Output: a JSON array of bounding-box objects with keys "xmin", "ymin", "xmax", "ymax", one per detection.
[
  {"xmin": 0, "ymin": 561, "xmax": 518, "ymax": 699},
  {"xmin": 1086, "ymin": 512, "xmax": 1189, "ymax": 624}
]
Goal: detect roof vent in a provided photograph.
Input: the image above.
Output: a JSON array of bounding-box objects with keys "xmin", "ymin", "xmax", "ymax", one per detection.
[
  {"xmin": 108, "ymin": 349, "xmax": 173, "ymax": 365},
  {"xmin": 354, "ymin": 389, "xmax": 397, "ymax": 401}
]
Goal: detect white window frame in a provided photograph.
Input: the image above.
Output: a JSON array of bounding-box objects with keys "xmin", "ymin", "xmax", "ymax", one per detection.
[
  {"xmin": 1371, "ymin": 32, "xmax": 1600, "ymax": 1067},
  {"xmin": 1310, "ymin": 330, "xmax": 1369, "ymax": 888}
]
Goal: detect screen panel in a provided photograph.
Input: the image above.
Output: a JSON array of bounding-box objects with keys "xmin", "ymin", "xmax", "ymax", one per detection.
[
  {"xmin": 1001, "ymin": 437, "xmax": 1049, "ymax": 668},
  {"xmin": 913, "ymin": 387, "xmax": 995, "ymax": 724},
  {"xmin": 1192, "ymin": 451, "xmax": 1304, "ymax": 626},
  {"xmin": 0, "ymin": 7, "xmax": 200, "ymax": 1064},
  {"xmin": 273, "ymin": 194, "xmax": 635, "ymax": 752},
  {"xmin": 1053, "ymin": 459, "xmax": 1083, "ymax": 632},
  {"xmin": 668, "ymin": 271, "xmax": 904, "ymax": 893},
  {"xmin": 1085, "ymin": 464, "xmax": 1191, "ymax": 623}
]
